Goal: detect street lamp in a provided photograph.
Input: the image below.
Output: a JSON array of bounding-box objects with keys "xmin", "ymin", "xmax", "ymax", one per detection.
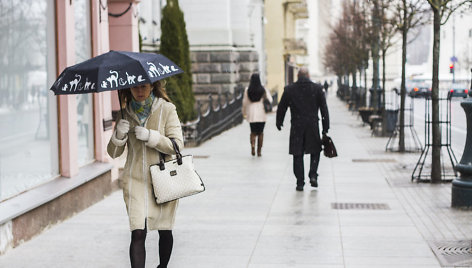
[{"xmin": 452, "ymin": 68, "xmax": 472, "ymax": 207}]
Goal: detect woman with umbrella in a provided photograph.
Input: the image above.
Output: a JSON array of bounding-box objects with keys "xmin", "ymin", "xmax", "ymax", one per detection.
[
  {"xmin": 50, "ymin": 51, "xmax": 185, "ymax": 268},
  {"xmin": 107, "ymin": 80, "xmax": 183, "ymax": 268}
]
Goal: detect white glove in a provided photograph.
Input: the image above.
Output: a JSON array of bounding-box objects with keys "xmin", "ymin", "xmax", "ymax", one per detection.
[
  {"xmin": 135, "ymin": 126, "xmax": 150, "ymax": 142},
  {"xmin": 115, "ymin": 119, "xmax": 130, "ymax": 140}
]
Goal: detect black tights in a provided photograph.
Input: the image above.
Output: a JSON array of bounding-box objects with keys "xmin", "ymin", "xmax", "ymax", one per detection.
[{"xmin": 130, "ymin": 227, "xmax": 173, "ymax": 268}]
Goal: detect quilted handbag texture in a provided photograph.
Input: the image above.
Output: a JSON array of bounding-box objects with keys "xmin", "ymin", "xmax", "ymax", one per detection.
[{"xmin": 150, "ymin": 140, "xmax": 205, "ymax": 204}]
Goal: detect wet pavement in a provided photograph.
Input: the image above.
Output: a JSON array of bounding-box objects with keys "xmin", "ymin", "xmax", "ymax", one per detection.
[{"xmin": 2, "ymin": 93, "xmax": 471, "ymax": 267}]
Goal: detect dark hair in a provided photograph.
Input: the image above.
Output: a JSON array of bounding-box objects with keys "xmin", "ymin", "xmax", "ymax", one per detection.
[
  {"xmin": 120, "ymin": 80, "xmax": 171, "ymax": 107},
  {"xmin": 247, "ymin": 73, "xmax": 265, "ymax": 102}
]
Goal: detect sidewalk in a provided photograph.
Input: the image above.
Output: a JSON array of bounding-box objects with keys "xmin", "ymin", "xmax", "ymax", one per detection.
[{"xmin": 1, "ymin": 93, "xmax": 471, "ymax": 267}]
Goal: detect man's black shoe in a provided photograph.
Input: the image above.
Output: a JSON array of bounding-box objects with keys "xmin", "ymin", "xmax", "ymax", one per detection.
[
  {"xmin": 310, "ymin": 177, "xmax": 318, "ymax": 188},
  {"xmin": 296, "ymin": 185, "xmax": 304, "ymax": 191}
]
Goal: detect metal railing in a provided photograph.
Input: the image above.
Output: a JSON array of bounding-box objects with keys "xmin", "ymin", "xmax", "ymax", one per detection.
[
  {"xmin": 182, "ymin": 87, "xmax": 278, "ymax": 147},
  {"xmin": 182, "ymin": 86, "xmax": 244, "ymax": 147}
]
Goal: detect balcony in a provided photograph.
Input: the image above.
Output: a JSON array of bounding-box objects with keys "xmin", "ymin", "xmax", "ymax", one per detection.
[
  {"xmin": 283, "ymin": 38, "xmax": 307, "ymax": 55},
  {"xmin": 284, "ymin": 0, "xmax": 308, "ymax": 19}
]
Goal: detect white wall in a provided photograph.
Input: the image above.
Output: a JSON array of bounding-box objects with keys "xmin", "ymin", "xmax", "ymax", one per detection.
[
  {"xmin": 139, "ymin": 0, "xmax": 267, "ymax": 82},
  {"xmin": 138, "ymin": 0, "xmax": 162, "ymax": 45},
  {"xmin": 306, "ymin": 0, "xmax": 338, "ymax": 79},
  {"xmin": 179, "ymin": 0, "xmax": 233, "ymax": 46},
  {"xmin": 247, "ymin": 0, "xmax": 266, "ymax": 83}
]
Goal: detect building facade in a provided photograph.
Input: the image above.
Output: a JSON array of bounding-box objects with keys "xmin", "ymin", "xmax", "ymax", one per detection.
[
  {"xmin": 265, "ymin": 0, "xmax": 308, "ymax": 96},
  {"xmin": 139, "ymin": 0, "xmax": 266, "ymax": 101},
  {"xmin": 0, "ymin": 0, "xmax": 141, "ymax": 254}
]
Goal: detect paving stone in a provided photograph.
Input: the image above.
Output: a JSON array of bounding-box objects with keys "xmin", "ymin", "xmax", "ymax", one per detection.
[{"xmin": 1, "ymin": 90, "xmax": 457, "ymax": 267}]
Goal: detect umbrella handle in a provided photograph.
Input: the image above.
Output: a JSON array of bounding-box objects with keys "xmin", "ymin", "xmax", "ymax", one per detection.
[{"xmin": 118, "ymin": 90, "xmax": 124, "ymax": 119}]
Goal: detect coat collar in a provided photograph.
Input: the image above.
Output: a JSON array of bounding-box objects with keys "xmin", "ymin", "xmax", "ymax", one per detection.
[{"xmin": 296, "ymin": 77, "xmax": 312, "ymax": 84}]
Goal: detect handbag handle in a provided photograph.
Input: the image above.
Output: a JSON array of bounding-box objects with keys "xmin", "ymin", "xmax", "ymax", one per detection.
[{"xmin": 158, "ymin": 138, "xmax": 183, "ymax": 170}]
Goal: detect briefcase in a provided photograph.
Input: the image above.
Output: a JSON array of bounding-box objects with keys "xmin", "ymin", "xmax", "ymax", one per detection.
[{"xmin": 322, "ymin": 134, "xmax": 338, "ymax": 158}]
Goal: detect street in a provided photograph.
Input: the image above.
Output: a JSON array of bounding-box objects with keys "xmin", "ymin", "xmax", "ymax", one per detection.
[{"xmin": 411, "ymin": 96, "xmax": 467, "ymax": 160}]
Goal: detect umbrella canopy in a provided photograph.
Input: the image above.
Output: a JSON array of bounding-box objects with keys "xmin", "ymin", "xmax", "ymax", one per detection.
[{"xmin": 50, "ymin": 50, "xmax": 183, "ymax": 95}]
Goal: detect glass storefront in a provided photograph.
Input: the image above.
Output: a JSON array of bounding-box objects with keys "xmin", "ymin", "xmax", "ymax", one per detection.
[
  {"xmin": 0, "ymin": 0, "xmax": 58, "ymax": 201},
  {"xmin": 75, "ymin": 0, "xmax": 94, "ymax": 166}
]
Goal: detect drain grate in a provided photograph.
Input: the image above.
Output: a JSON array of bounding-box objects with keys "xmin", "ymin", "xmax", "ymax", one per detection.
[
  {"xmin": 331, "ymin": 202, "xmax": 390, "ymax": 210},
  {"xmin": 352, "ymin": 158, "xmax": 396, "ymax": 163},
  {"xmin": 193, "ymin": 155, "xmax": 209, "ymax": 159},
  {"xmin": 430, "ymin": 240, "xmax": 472, "ymax": 267}
]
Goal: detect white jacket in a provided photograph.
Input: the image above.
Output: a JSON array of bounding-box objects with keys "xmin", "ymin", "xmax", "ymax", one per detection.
[
  {"xmin": 242, "ymin": 88, "xmax": 273, "ymax": 123},
  {"xmin": 107, "ymin": 98, "xmax": 184, "ymax": 231}
]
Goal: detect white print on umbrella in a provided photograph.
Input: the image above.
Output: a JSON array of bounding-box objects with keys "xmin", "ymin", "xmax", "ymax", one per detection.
[
  {"xmin": 147, "ymin": 62, "xmax": 179, "ymax": 78},
  {"xmin": 62, "ymin": 74, "xmax": 82, "ymax": 92},
  {"xmin": 84, "ymin": 78, "xmax": 96, "ymax": 91},
  {"xmin": 126, "ymin": 72, "xmax": 136, "ymax": 84},
  {"xmin": 100, "ymin": 70, "xmax": 141, "ymax": 89},
  {"xmin": 59, "ymin": 74, "xmax": 96, "ymax": 92},
  {"xmin": 106, "ymin": 71, "xmax": 119, "ymax": 88}
]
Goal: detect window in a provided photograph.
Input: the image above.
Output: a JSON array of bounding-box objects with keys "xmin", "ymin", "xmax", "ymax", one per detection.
[
  {"xmin": 0, "ymin": 0, "xmax": 58, "ymax": 201},
  {"xmin": 75, "ymin": 0, "xmax": 94, "ymax": 166}
]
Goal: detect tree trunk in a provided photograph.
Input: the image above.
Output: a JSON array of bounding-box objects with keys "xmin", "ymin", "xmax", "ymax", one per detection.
[
  {"xmin": 351, "ymin": 71, "xmax": 357, "ymax": 107},
  {"xmin": 352, "ymin": 71, "xmax": 357, "ymax": 88},
  {"xmin": 398, "ymin": 0, "xmax": 407, "ymax": 152},
  {"xmin": 382, "ymin": 49, "xmax": 387, "ymax": 136},
  {"xmin": 364, "ymin": 68, "xmax": 368, "ymax": 107},
  {"xmin": 371, "ymin": 1, "xmax": 381, "ymax": 112},
  {"xmin": 431, "ymin": 7, "xmax": 442, "ymax": 183}
]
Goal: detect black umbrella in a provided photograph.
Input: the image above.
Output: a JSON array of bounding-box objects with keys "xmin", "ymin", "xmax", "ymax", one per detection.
[{"xmin": 50, "ymin": 50, "xmax": 183, "ymax": 118}]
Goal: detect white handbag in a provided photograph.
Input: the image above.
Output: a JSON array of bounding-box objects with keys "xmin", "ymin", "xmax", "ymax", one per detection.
[{"xmin": 150, "ymin": 139, "xmax": 205, "ymax": 204}]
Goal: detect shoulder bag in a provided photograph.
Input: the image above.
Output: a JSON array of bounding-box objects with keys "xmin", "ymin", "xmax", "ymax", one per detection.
[
  {"xmin": 263, "ymin": 94, "xmax": 273, "ymax": 113},
  {"xmin": 150, "ymin": 139, "xmax": 205, "ymax": 204}
]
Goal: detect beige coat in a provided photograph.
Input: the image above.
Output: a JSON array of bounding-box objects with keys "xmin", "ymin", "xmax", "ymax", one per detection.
[
  {"xmin": 242, "ymin": 88, "xmax": 273, "ymax": 123},
  {"xmin": 107, "ymin": 98, "xmax": 184, "ymax": 231}
]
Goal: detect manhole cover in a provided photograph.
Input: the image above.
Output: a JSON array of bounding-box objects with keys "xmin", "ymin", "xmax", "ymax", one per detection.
[
  {"xmin": 430, "ymin": 240, "xmax": 472, "ymax": 266},
  {"xmin": 331, "ymin": 202, "xmax": 390, "ymax": 210},
  {"xmin": 352, "ymin": 158, "xmax": 396, "ymax": 163}
]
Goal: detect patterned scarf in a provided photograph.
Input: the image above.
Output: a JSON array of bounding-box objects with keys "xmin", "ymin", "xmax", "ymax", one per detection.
[{"xmin": 130, "ymin": 92, "xmax": 155, "ymax": 126}]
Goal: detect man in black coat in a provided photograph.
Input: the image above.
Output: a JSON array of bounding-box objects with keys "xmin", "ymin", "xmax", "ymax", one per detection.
[
  {"xmin": 276, "ymin": 68, "xmax": 330, "ymax": 191},
  {"xmin": 323, "ymin": 80, "xmax": 329, "ymax": 94}
]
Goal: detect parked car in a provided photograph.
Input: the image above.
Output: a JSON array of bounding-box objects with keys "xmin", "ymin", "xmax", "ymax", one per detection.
[
  {"xmin": 448, "ymin": 84, "xmax": 469, "ymax": 98},
  {"xmin": 409, "ymin": 86, "xmax": 431, "ymax": 98}
]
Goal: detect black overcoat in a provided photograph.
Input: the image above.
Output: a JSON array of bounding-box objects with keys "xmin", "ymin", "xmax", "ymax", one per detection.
[{"xmin": 276, "ymin": 77, "xmax": 329, "ymax": 155}]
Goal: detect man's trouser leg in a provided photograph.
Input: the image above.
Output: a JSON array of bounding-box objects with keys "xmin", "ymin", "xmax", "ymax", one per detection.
[
  {"xmin": 293, "ymin": 154, "xmax": 305, "ymax": 187},
  {"xmin": 308, "ymin": 151, "xmax": 321, "ymax": 179}
]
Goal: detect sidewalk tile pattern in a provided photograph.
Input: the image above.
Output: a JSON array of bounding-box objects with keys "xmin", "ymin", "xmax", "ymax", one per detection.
[{"xmin": 3, "ymin": 93, "xmax": 472, "ymax": 267}]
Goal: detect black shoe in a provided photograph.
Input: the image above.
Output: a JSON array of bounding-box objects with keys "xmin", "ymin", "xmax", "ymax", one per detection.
[
  {"xmin": 296, "ymin": 185, "xmax": 304, "ymax": 191},
  {"xmin": 310, "ymin": 177, "xmax": 318, "ymax": 188}
]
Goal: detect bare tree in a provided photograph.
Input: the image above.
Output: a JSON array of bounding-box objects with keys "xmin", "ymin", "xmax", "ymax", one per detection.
[
  {"xmin": 426, "ymin": 0, "xmax": 472, "ymax": 182},
  {"xmin": 324, "ymin": 1, "xmax": 371, "ymax": 105},
  {"xmin": 351, "ymin": 0, "xmax": 372, "ymax": 103},
  {"xmin": 391, "ymin": 0, "xmax": 427, "ymax": 151},
  {"xmin": 379, "ymin": 0, "xmax": 400, "ymax": 135}
]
